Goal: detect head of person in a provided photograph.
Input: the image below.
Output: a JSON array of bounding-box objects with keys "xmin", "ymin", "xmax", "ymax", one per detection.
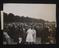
[
  {"xmin": 31, "ymin": 25, "xmax": 35, "ymax": 29},
  {"xmin": 28, "ymin": 26, "xmax": 31, "ymax": 29}
]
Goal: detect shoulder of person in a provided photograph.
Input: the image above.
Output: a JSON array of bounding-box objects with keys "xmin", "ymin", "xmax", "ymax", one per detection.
[
  {"xmin": 27, "ymin": 28, "xmax": 31, "ymax": 32},
  {"xmin": 33, "ymin": 29, "xmax": 36, "ymax": 31}
]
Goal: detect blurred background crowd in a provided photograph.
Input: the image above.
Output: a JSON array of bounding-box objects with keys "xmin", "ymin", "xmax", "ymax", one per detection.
[{"xmin": 3, "ymin": 22, "xmax": 56, "ymax": 44}]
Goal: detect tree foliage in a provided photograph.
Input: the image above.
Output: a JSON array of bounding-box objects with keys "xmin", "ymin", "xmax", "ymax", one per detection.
[{"xmin": 3, "ymin": 12, "xmax": 45, "ymax": 24}]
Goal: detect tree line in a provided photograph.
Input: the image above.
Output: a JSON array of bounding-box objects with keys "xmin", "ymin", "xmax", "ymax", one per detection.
[{"xmin": 3, "ymin": 12, "xmax": 45, "ymax": 23}]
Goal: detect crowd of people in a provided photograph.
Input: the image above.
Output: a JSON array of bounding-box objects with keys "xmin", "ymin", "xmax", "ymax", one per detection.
[{"xmin": 3, "ymin": 22, "xmax": 56, "ymax": 44}]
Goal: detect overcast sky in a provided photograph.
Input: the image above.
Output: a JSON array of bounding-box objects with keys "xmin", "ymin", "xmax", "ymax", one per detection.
[{"xmin": 3, "ymin": 3, "xmax": 56, "ymax": 22}]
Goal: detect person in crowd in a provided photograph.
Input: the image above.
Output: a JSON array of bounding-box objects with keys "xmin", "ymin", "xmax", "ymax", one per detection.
[
  {"xmin": 48, "ymin": 27, "xmax": 56, "ymax": 44},
  {"xmin": 34, "ymin": 25, "xmax": 42, "ymax": 44},
  {"xmin": 8, "ymin": 24, "xmax": 18, "ymax": 43},
  {"xmin": 18, "ymin": 25, "xmax": 24, "ymax": 44},
  {"xmin": 26, "ymin": 25, "xmax": 36, "ymax": 44},
  {"xmin": 3, "ymin": 32, "xmax": 12, "ymax": 44},
  {"xmin": 41, "ymin": 27, "xmax": 49, "ymax": 44},
  {"xmin": 22, "ymin": 26, "xmax": 26, "ymax": 44}
]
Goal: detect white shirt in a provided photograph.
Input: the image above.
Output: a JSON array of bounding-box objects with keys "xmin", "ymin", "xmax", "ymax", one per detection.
[{"xmin": 26, "ymin": 28, "xmax": 36, "ymax": 43}]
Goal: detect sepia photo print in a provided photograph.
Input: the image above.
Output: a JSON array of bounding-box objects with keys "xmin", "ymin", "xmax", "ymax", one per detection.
[{"xmin": 2, "ymin": 3, "xmax": 56, "ymax": 44}]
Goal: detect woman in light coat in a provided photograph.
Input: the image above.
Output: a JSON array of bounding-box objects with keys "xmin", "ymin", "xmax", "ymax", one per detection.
[{"xmin": 26, "ymin": 26, "xmax": 36, "ymax": 44}]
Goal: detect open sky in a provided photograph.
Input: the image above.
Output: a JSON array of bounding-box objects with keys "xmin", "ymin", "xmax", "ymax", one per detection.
[{"xmin": 3, "ymin": 3, "xmax": 56, "ymax": 22}]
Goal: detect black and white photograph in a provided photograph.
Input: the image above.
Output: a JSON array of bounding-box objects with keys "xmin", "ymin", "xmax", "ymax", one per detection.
[{"xmin": 2, "ymin": 3, "xmax": 56, "ymax": 44}]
